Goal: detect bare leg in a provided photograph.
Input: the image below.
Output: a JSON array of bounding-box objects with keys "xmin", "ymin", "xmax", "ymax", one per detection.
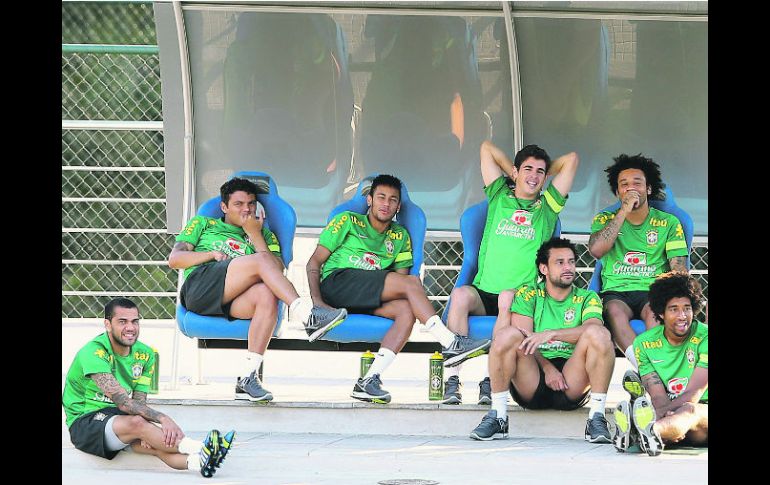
[
  {"xmin": 373, "ymin": 299, "xmax": 416, "ymax": 353},
  {"xmin": 654, "ymin": 402, "xmax": 708, "ymax": 445},
  {"xmin": 229, "ymin": 282, "xmax": 279, "ymax": 353},
  {"xmin": 446, "ymin": 285, "xmax": 486, "ymax": 335},
  {"xmin": 130, "ymin": 442, "xmax": 188, "ymax": 470},
  {"xmin": 604, "ymin": 300, "xmax": 637, "ymax": 351},
  {"xmin": 380, "ymin": 273, "xmax": 436, "ymax": 323},
  {"xmin": 223, "ymin": 252, "xmax": 299, "ymax": 305},
  {"xmin": 641, "ymin": 303, "xmax": 660, "ymax": 331},
  {"xmin": 489, "ymin": 326, "xmax": 540, "ymax": 398},
  {"xmin": 491, "ymin": 290, "xmax": 516, "ymax": 338},
  {"xmin": 111, "ymin": 416, "xmax": 183, "ymax": 454},
  {"xmin": 561, "ymin": 325, "xmax": 615, "ymax": 400}
]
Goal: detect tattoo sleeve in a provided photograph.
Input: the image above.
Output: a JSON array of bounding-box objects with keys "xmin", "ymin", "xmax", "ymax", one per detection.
[
  {"xmin": 588, "ymin": 215, "xmax": 624, "ymax": 250},
  {"xmin": 172, "ymin": 241, "xmax": 194, "ymax": 251},
  {"xmin": 669, "ymin": 256, "xmax": 688, "ymax": 273},
  {"xmin": 90, "ymin": 373, "xmax": 165, "ymax": 424},
  {"xmin": 133, "ymin": 390, "xmax": 147, "ymax": 403}
]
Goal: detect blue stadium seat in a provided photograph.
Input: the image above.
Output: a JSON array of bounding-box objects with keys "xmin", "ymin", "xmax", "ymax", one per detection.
[
  {"xmin": 176, "ymin": 171, "xmax": 296, "ymax": 340},
  {"xmin": 441, "ymin": 199, "xmax": 561, "ymax": 339},
  {"xmin": 588, "ymin": 186, "xmax": 694, "ymax": 335},
  {"xmin": 319, "ymin": 175, "xmax": 427, "ymax": 343}
]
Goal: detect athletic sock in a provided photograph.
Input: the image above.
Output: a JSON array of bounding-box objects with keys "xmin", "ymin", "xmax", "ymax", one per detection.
[
  {"xmin": 624, "ymin": 345, "xmax": 638, "ymax": 369},
  {"xmin": 289, "ymin": 297, "xmax": 312, "ymax": 324},
  {"xmin": 242, "ymin": 352, "xmax": 263, "ymax": 379},
  {"xmin": 364, "ymin": 348, "xmax": 397, "ymax": 379},
  {"xmin": 186, "ymin": 452, "xmax": 199, "ymax": 471},
  {"xmin": 178, "ymin": 437, "xmax": 202, "ymax": 455},
  {"xmin": 423, "ymin": 315, "xmax": 456, "ymax": 348},
  {"xmin": 588, "ymin": 393, "xmax": 607, "ymax": 418},
  {"xmin": 492, "ymin": 391, "xmax": 508, "ymax": 420},
  {"xmin": 445, "ymin": 364, "xmax": 460, "ymax": 380}
]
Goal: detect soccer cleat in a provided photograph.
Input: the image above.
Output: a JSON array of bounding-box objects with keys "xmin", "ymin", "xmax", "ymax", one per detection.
[
  {"xmin": 442, "ymin": 375, "xmax": 462, "ymax": 404},
  {"xmin": 622, "ymin": 369, "xmax": 645, "ymax": 402},
  {"xmin": 236, "ymin": 371, "xmax": 274, "ymax": 402},
  {"xmin": 443, "ymin": 335, "xmax": 491, "ymax": 367},
  {"xmin": 478, "ymin": 377, "xmax": 492, "ymax": 405},
  {"xmin": 470, "ymin": 410, "xmax": 509, "ymax": 441},
  {"xmin": 305, "ymin": 306, "xmax": 348, "ymax": 342},
  {"xmin": 584, "ymin": 413, "xmax": 612, "ymax": 443},
  {"xmin": 214, "ymin": 430, "xmax": 236, "ymax": 468},
  {"xmin": 351, "ymin": 373, "xmax": 391, "ymax": 404},
  {"xmin": 198, "ymin": 429, "xmax": 220, "ymax": 478},
  {"xmin": 613, "ymin": 401, "xmax": 632, "ymax": 452},
  {"xmin": 632, "ymin": 396, "xmax": 664, "ymax": 456}
]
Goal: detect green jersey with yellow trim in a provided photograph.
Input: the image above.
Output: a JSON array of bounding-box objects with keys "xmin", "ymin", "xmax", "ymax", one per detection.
[
  {"xmin": 62, "ymin": 333, "xmax": 155, "ymax": 428},
  {"xmin": 510, "ymin": 281, "xmax": 604, "ymax": 359},
  {"xmin": 591, "ymin": 207, "xmax": 688, "ymax": 292},
  {"xmin": 175, "ymin": 215, "xmax": 281, "ymax": 280},
  {"xmin": 319, "ymin": 211, "xmax": 412, "ymax": 280},
  {"xmin": 633, "ymin": 322, "xmax": 708, "ymax": 402},
  {"xmin": 473, "ymin": 177, "xmax": 567, "ymax": 294}
]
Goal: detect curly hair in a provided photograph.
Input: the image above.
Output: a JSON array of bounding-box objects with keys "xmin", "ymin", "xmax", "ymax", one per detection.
[
  {"xmin": 220, "ymin": 177, "xmax": 258, "ymax": 205},
  {"xmin": 605, "ymin": 153, "xmax": 665, "ymax": 200},
  {"xmin": 648, "ymin": 271, "xmax": 703, "ymax": 323},
  {"xmin": 535, "ymin": 237, "xmax": 577, "ymax": 277}
]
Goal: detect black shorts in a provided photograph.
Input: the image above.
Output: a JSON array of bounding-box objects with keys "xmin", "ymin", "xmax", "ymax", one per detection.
[
  {"xmin": 68, "ymin": 407, "xmax": 129, "ymax": 460},
  {"xmin": 601, "ymin": 290, "xmax": 649, "ymax": 320},
  {"xmin": 180, "ymin": 259, "xmax": 233, "ymax": 319},
  {"xmin": 509, "ymin": 357, "xmax": 591, "ymax": 411},
  {"xmin": 471, "ymin": 286, "xmax": 500, "ymax": 316},
  {"xmin": 321, "ymin": 268, "xmax": 389, "ymax": 314}
]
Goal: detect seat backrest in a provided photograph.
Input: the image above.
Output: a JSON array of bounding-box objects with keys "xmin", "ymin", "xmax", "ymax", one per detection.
[
  {"xmin": 196, "ymin": 171, "xmax": 296, "ymax": 266},
  {"xmin": 442, "ymin": 198, "xmax": 561, "ymax": 320},
  {"xmin": 328, "ymin": 175, "xmax": 426, "ymax": 276},
  {"xmin": 588, "ymin": 185, "xmax": 694, "ymax": 292}
]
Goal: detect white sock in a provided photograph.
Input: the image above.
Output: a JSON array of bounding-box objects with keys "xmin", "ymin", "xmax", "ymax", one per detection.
[
  {"xmin": 445, "ymin": 364, "xmax": 460, "ymax": 380},
  {"xmin": 492, "ymin": 391, "xmax": 508, "ymax": 420},
  {"xmin": 242, "ymin": 352, "xmax": 263, "ymax": 378},
  {"xmin": 289, "ymin": 297, "xmax": 312, "ymax": 324},
  {"xmin": 186, "ymin": 453, "xmax": 199, "ymax": 471},
  {"xmin": 178, "ymin": 437, "xmax": 202, "ymax": 455},
  {"xmin": 588, "ymin": 393, "xmax": 607, "ymax": 418},
  {"xmin": 423, "ymin": 315, "xmax": 456, "ymax": 348},
  {"xmin": 624, "ymin": 345, "xmax": 638, "ymax": 369},
  {"xmin": 364, "ymin": 348, "xmax": 397, "ymax": 379}
]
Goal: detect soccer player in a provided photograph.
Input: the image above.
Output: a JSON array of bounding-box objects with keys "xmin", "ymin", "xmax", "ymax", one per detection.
[{"xmin": 62, "ymin": 298, "xmax": 235, "ymax": 477}]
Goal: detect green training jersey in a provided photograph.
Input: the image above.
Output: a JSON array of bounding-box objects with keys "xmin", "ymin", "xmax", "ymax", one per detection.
[
  {"xmin": 590, "ymin": 206, "xmax": 688, "ymax": 292},
  {"xmin": 473, "ymin": 177, "xmax": 567, "ymax": 294},
  {"xmin": 175, "ymin": 215, "xmax": 281, "ymax": 279},
  {"xmin": 319, "ymin": 211, "xmax": 413, "ymax": 280},
  {"xmin": 510, "ymin": 281, "xmax": 604, "ymax": 359},
  {"xmin": 62, "ymin": 333, "xmax": 155, "ymax": 428},
  {"xmin": 633, "ymin": 322, "xmax": 708, "ymax": 402}
]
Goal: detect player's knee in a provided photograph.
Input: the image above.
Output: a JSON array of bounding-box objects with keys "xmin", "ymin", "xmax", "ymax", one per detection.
[
  {"xmin": 405, "ymin": 275, "xmax": 425, "ymax": 295},
  {"xmin": 450, "ymin": 286, "xmax": 475, "ymax": 310},
  {"xmin": 491, "ymin": 326, "xmax": 522, "ymax": 354},
  {"xmin": 392, "ymin": 300, "xmax": 415, "ymax": 325},
  {"xmin": 126, "ymin": 415, "xmax": 150, "ymax": 434},
  {"xmin": 253, "ymin": 283, "xmax": 278, "ymax": 305},
  {"xmin": 583, "ymin": 324, "xmax": 613, "ymax": 349}
]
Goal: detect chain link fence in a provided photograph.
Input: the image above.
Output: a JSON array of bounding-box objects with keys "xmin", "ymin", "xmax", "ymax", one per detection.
[{"xmin": 62, "ymin": 1, "xmax": 708, "ymax": 323}]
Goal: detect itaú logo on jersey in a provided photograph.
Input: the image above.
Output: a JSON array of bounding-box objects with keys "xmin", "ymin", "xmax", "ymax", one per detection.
[
  {"xmin": 511, "ymin": 210, "xmax": 533, "ymax": 226},
  {"xmin": 667, "ymin": 377, "xmax": 688, "ymax": 398},
  {"xmin": 349, "ymin": 252, "xmax": 381, "ymax": 270},
  {"xmin": 623, "ymin": 251, "xmax": 647, "ymax": 265}
]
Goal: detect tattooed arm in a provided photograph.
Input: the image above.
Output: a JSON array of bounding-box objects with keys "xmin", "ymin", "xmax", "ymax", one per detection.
[
  {"xmin": 90, "ymin": 373, "xmax": 184, "ymax": 447},
  {"xmin": 641, "ymin": 372, "xmax": 677, "ymax": 416},
  {"xmin": 168, "ymin": 241, "xmax": 227, "ymax": 270},
  {"xmin": 669, "ymin": 256, "xmax": 688, "ymax": 273}
]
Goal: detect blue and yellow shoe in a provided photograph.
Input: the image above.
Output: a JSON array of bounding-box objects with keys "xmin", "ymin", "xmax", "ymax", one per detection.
[
  {"xmin": 632, "ymin": 396, "xmax": 664, "ymax": 456},
  {"xmin": 214, "ymin": 430, "xmax": 236, "ymax": 468},
  {"xmin": 198, "ymin": 429, "xmax": 220, "ymax": 478}
]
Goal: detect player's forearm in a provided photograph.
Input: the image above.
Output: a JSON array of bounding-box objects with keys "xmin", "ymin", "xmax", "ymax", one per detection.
[
  {"xmin": 306, "ymin": 259, "xmax": 326, "ymax": 306},
  {"xmin": 168, "ymin": 249, "xmax": 214, "ymax": 269},
  {"xmin": 588, "ymin": 214, "xmax": 626, "ymax": 258},
  {"xmin": 534, "ymin": 351, "xmax": 555, "ymax": 371},
  {"xmin": 244, "ymin": 228, "xmax": 269, "ymax": 252},
  {"xmin": 117, "ymin": 397, "xmax": 168, "ymax": 424},
  {"xmin": 669, "ymin": 256, "xmax": 688, "ymax": 273}
]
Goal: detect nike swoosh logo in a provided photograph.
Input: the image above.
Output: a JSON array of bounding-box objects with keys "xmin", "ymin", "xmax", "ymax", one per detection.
[
  {"xmin": 357, "ymin": 233, "xmax": 368, "ymax": 239},
  {"xmin": 651, "ymin": 359, "xmax": 665, "ymax": 364}
]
